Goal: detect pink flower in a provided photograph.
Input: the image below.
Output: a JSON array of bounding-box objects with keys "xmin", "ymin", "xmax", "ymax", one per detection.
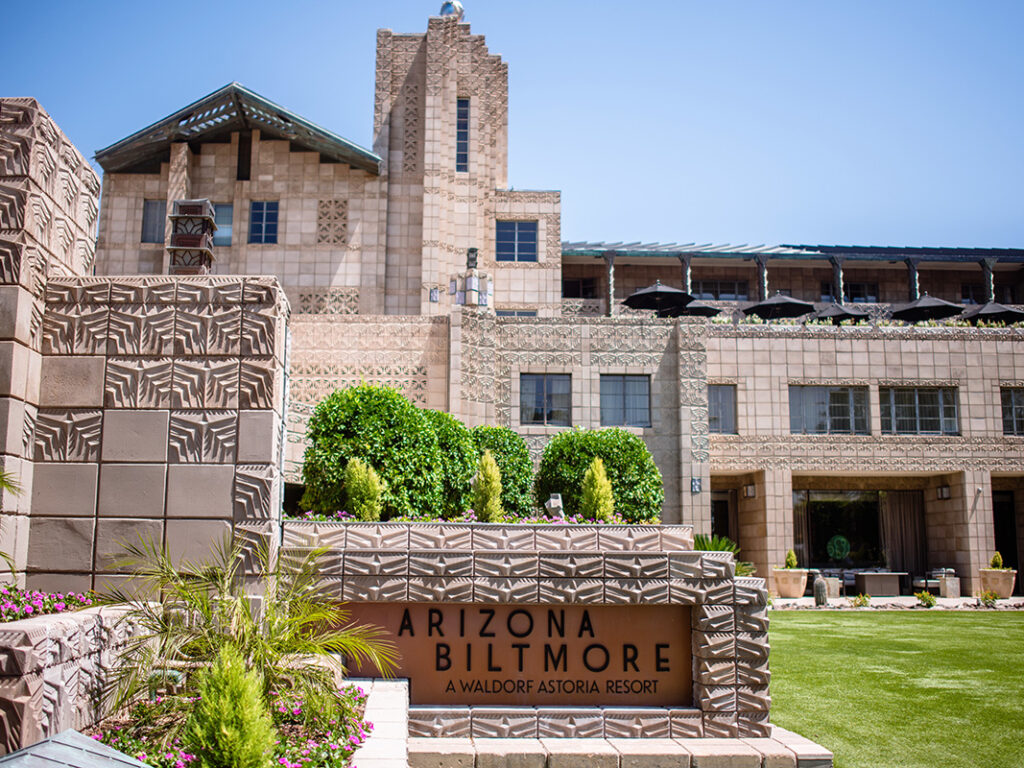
[{"xmin": 91, "ymin": 734, "xmax": 102, "ymax": 740}]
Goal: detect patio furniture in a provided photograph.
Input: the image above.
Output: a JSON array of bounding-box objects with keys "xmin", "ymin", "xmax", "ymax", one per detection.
[
  {"xmin": 912, "ymin": 568, "xmax": 959, "ymax": 597},
  {"xmin": 854, "ymin": 571, "xmax": 908, "ymax": 596}
]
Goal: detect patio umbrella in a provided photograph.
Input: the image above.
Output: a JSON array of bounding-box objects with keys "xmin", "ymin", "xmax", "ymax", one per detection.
[
  {"xmin": 657, "ymin": 300, "xmax": 721, "ymax": 318},
  {"xmin": 743, "ymin": 292, "xmax": 814, "ymax": 320},
  {"xmin": 814, "ymin": 303, "xmax": 870, "ymax": 325},
  {"xmin": 959, "ymin": 301, "xmax": 1024, "ymax": 326},
  {"xmin": 621, "ymin": 281, "xmax": 694, "ymax": 314},
  {"xmin": 889, "ymin": 293, "xmax": 963, "ymax": 323}
]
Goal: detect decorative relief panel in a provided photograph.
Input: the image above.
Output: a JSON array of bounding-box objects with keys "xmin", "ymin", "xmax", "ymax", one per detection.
[
  {"xmin": 104, "ymin": 358, "xmax": 173, "ymax": 408},
  {"xmin": 32, "ymin": 409, "xmax": 102, "ymax": 462},
  {"xmin": 106, "ymin": 305, "xmax": 175, "ymax": 355},
  {"xmin": 295, "ymin": 289, "xmax": 359, "ymax": 316},
  {"xmin": 168, "ymin": 410, "xmax": 237, "ymax": 463},
  {"xmin": 172, "ymin": 359, "xmax": 239, "ymax": 409},
  {"xmin": 41, "ymin": 305, "xmax": 108, "ymax": 354},
  {"xmin": 174, "ymin": 306, "xmax": 242, "ymax": 356},
  {"xmin": 234, "ymin": 464, "xmax": 277, "ymax": 522},
  {"xmin": 316, "ymin": 200, "xmax": 348, "ymax": 245}
]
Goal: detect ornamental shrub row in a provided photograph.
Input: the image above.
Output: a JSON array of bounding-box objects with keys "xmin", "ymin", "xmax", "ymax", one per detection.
[{"xmin": 300, "ymin": 384, "xmax": 664, "ymax": 522}]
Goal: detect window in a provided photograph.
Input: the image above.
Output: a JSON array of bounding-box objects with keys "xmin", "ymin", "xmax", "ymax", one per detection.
[
  {"xmin": 496, "ymin": 310, "xmax": 537, "ymax": 317},
  {"xmin": 820, "ymin": 281, "xmax": 879, "ymax": 303},
  {"xmin": 789, "ymin": 386, "xmax": 869, "ymax": 435},
  {"xmin": 708, "ymin": 385, "xmax": 737, "ymax": 434},
  {"xmin": 693, "ymin": 280, "xmax": 748, "ymax": 301},
  {"xmin": 140, "ymin": 199, "xmax": 166, "ymax": 244},
  {"xmin": 562, "ymin": 277, "xmax": 598, "ymax": 299},
  {"xmin": 600, "ymin": 375, "xmax": 651, "ymax": 427},
  {"xmin": 1001, "ymin": 388, "xmax": 1024, "ymax": 435},
  {"xmin": 879, "ymin": 387, "xmax": 958, "ymax": 435},
  {"xmin": 248, "ymin": 201, "xmax": 278, "ymax": 244},
  {"xmin": 213, "ymin": 204, "xmax": 233, "ymax": 246},
  {"xmin": 520, "ymin": 374, "xmax": 570, "ymax": 426},
  {"xmin": 456, "ymin": 98, "xmax": 469, "ymax": 172},
  {"xmin": 496, "ymin": 221, "xmax": 538, "ymax": 262}
]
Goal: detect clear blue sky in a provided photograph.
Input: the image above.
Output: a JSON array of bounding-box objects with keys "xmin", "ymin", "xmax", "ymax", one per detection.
[{"xmin": 7, "ymin": 1, "xmax": 1023, "ymax": 247}]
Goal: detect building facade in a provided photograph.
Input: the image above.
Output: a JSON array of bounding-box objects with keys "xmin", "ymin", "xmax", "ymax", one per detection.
[{"xmin": 3, "ymin": 10, "xmax": 1023, "ymax": 595}]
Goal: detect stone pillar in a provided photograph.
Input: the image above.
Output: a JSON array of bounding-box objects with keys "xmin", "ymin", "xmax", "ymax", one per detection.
[
  {"xmin": 754, "ymin": 254, "xmax": 770, "ymax": 302},
  {"xmin": 676, "ymin": 324, "xmax": 709, "ymax": 530},
  {"xmin": 924, "ymin": 470, "xmax": 995, "ymax": 596},
  {"xmin": 603, "ymin": 252, "xmax": 616, "ymax": 317},
  {"xmin": 736, "ymin": 468, "xmax": 793, "ymax": 594},
  {"xmin": 980, "ymin": 258, "xmax": 997, "ymax": 304},
  {"xmin": 678, "ymin": 254, "xmax": 693, "ymax": 294},
  {"xmin": 830, "ymin": 256, "xmax": 845, "ymax": 304},
  {"xmin": 163, "ymin": 142, "xmax": 192, "ymax": 273},
  {"xmin": 905, "ymin": 258, "xmax": 921, "ymax": 301}
]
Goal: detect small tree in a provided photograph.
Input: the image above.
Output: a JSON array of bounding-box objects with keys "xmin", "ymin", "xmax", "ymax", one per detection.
[
  {"xmin": 472, "ymin": 450, "xmax": 503, "ymax": 523},
  {"xmin": 184, "ymin": 644, "xmax": 277, "ymax": 768},
  {"xmin": 579, "ymin": 457, "xmax": 614, "ymax": 522},
  {"xmin": 343, "ymin": 458, "xmax": 383, "ymax": 522},
  {"xmin": 470, "ymin": 426, "xmax": 534, "ymax": 518}
]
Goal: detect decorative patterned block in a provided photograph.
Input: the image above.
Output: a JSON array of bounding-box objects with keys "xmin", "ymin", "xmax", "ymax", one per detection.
[
  {"xmin": 409, "ymin": 524, "xmax": 472, "ymax": 550},
  {"xmin": 175, "ymin": 277, "xmax": 243, "ymax": 304},
  {"xmin": 407, "ymin": 578, "xmax": 474, "ymax": 603},
  {"xmin": 604, "ymin": 579, "xmax": 670, "ymax": 604},
  {"xmin": 692, "ymin": 632, "xmax": 734, "ymax": 660},
  {"xmin": 700, "ymin": 552, "xmax": 736, "ymax": 580},
  {"xmin": 659, "ymin": 526, "xmax": 694, "ymax": 551},
  {"xmin": 734, "ymin": 577, "xmax": 769, "ymax": 606},
  {"xmin": 668, "ymin": 709, "xmax": 704, "ymax": 738},
  {"xmin": 107, "ymin": 277, "xmax": 177, "ymax": 304},
  {"xmin": 702, "ymin": 712, "xmax": 738, "ymax": 738},
  {"xmin": 345, "ymin": 524, "xmax": 408, "ymax": 550},
  {"xmin": 696, "ymin": 659, "xmax": 737, "ymax": 686},
  {"xmin": 536, "ymin": 708, "xmax": 603, "ymax": 738},
  {"xmin": 737, "ymin": 686, "xmax": 770, "ymax": 712},
  {"xmin": 473, "ymin": 552, "xmax": 537, "ymax": 578},
  {"xmin": 241, "ymin": 307, "xmax": 278, "ymax": 356},
  {"xmin": 408, "ymin": 707, "xmax": 471, "ymax": 738},
  {"xmin": 173, "ymin": 305, "xmax": 241, "ymax": 355},
  {"xmin": 168, "ymin": 410, "xmax": 237, "ymax": 463},
  {"xmin": 597, "ymin": 525, "xmax": 660, "ymax": 551},
  {"xmin": 537, "ymin": 579, "xmax": 603, "ymax": 604},
  {"xmin": 106, "ymin": 304, "xmax": 175, "ymax": 355},
  {"xmin": 735, "ymin": 659, "xmax": 770, "ymax": 687},
  {"xmin": 695, "ymin": 684, "xmax": 737, "ymax": 712},
  {"xmin": 239, "ymin": 358, "xmax": 276, "ymax": 409},
  {"xmin": 604, "ymin": 553, "xmax": 668, "ymax": 579},
  {"xmin": 735, "ymin": 712, "xmax": 771, "ymax": 738},
  {"xmin": 342, "ymin": 576, "xmax": 407, "ymax": 602},
  {"xmin": 734, "ymin": 606, "xmax": 769, "ymax": 633},
  {"xmin": 668, "ymin": 552, "xmax": 703, "ymax": 579},
  {"xmin": 602, "ymin": 708, "xmax": 671, "ymax": 738},
  {"xmin": 537, "ymin": 552, "xmax": 604, "ymax": 579},
  {"xmin": 693, "ymin": 605, "xmax": 735, "ymax": 633},
  {"xmin": 172, "ymin": 359, "xmax": 239, "ymax": 408},
  {"xmin": 41, "ymin": 305, "xmax": 107, "ymax": 354},
  {"xmin": 104, "ymin": 357, "xmax": 172, "ymax": 408},
  {"xmin": 234, "ymin": 464, "xmax": 276, "ymax": 521},
  {"xmin": 470, "ymin": 707, "xmax": 538, "ymax": 738},
  {"xmin": 473, "ymin": 578, "xmax": 538, "ymax": 603},
  {"xmin": 409, "ymin": 552, "xmax": 473, "ymax": 578},
  {"xmin": 669, "ymin": 579, "xmax": 705, "ymax": 604},
  {"xmin": 534, "ymin": 526, "xmax": 598, "ymax": 551},
  {"xmin": 471, "ymin": 525, "xmax": 535, "ymax": 550},
  {"xmin": 32, "ymin": 409, "xmax": 101, "ymax": 462},
  {"xmin": 343, "ymin": 551, "xmax": 408, "ymax": 576},
  {"xmin": 736, "ymin": 633, "xmax": 770, "ymax": 662},
  {"xmin": 703, "ymin": 579, "xmax": 734, "ymax": 605}
]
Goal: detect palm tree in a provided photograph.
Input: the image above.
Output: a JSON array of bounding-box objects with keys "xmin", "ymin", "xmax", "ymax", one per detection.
[{"xmin": 101, "ymin": 536, "xmax": 398, "ymax": 723}]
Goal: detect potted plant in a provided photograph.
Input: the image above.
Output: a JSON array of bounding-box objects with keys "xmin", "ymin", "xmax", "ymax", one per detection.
[
  {"xmin": 772, "ymin": 549, "xmax": 808, "ymax": 598},
  {"xmin": 979, "ymin": 551, "xmax": 1017, "ymax": 599}
]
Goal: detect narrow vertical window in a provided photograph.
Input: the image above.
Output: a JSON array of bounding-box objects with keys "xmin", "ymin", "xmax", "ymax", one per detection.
[
  {"xmin": 456, "ymin": 98, "xmax": 469, "ymax": 172},
  {"xmin": 708, "ymin": 385, "xmax": 737, "ymax": 434},
  {"xmin": 140, "ymin": 199, "xmax": 166, "ymax": 244},
  {"xmin": 213, "ymin": 204, "xmax": 233, "ymax": 246}
]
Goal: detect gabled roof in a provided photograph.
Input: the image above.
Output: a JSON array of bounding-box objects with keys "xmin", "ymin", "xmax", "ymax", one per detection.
[
  {"xmin": 95, "ymin": 83, "xmax": 380, "ymax": 175},
  {"xmin": 0, "ymin": 730, "xmax": 148, "ymax": 768}
]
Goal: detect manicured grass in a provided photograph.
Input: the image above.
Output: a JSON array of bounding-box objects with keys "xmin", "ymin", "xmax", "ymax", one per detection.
[{"xmin": 769, "ymin": 611, "xmax": 1024, "ymax": 768}]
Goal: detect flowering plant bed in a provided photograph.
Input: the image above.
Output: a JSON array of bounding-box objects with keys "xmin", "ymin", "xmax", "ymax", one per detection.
[
  {"xmin": 287, "ymin": 508, "xmax": 634, "ymax": 525},
  {"xmin": 0, "ymin": 584, "xmax": 93, "ymax": 622},
  {"xmin": 88, "ymin": 687, "xmax": 371, "ymax": 768}
]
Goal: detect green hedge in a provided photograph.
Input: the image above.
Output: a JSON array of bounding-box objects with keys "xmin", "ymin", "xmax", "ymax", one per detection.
[
  {"xmin": 470, "ymin": 425, "xmax": 535, "ymax": 518},
  {"xmin": 533, "ymin": 428, "xmax": 663, "ymax": 522},
  {"xmin": 300, "ymin": 384, "xmax": 443, "ymax": 518},
  {"xmin": 422, "ymin": 409, "xmax": 477, "ymax": 517}
]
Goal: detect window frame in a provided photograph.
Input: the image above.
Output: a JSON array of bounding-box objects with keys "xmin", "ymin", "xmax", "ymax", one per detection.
[
  {"xmin": 213, "ymin": 203, "xmax": 233, "ymax": 247},
  {"xmin": 1001, "ymin": 388, "xmax": 1024, "ymax": 436},
  {"xmin": 519, "ymin": 373, "xmax": 571, "ymax": 427},
  {"xmin": 693, "ymin": 280, "xmax": 748, "ymax": 302},
  {"xmin": 248, "ymin": 201, "xmax": 279, "ymax": 245},
  {"xmin": 496, "ymin": 220, "xmax": 539, "ymax": 263},
  {"xmin": 789, "ymin": 385, "xmax": 870, "ymax": 435},
  {"xmin": 879, "ymin": 387, "xmax": 959, "ymax": 435},
  {"xmin": 562, "ymin": 277, "xmax": 599, "ymax": 299},
  {"xmin": 600, "ymin": 374, "xmax": 652, "ymax": 428},
  {"xmin": 140, "ymin": 199, "xmax": 166, "ymax": 244},
  {"xmin": 456, "ymin": 97, "xmax": 470, "ymax": 172},
  {"xmin": 708, "ymin": 384, "xmax": 738, "ymax": 434}
]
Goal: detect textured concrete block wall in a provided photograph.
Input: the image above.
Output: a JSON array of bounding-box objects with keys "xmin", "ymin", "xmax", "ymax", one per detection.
[
  {"xmin": 0, "ymin": 98, "xmax": 100, "ymax": 585},
  {"xmin": 25, "ymin": 275, "xmax": 288, "ymax": 592}
]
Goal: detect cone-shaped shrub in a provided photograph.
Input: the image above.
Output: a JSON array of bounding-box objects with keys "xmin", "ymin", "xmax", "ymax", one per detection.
[
  {"xmin": 183, "ymin": 645, "xmax": 277, "ymax": 768},
  {"xmin": 579, "ymin": 456, "xmax": 614, "ymax": 522},
  {"xmin": 344, "ymin": 457, "xmax": 383, "ymax": 521},
  {"xmin": 472, "ymin": 450, "xmax": 503, "ymax": 522},
  {"xmin": 470, "ymin": 425, "xmax": 534, "ymax": 518}
]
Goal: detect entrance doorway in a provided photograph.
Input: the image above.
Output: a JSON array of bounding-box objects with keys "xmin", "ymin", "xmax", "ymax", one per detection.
[
  {"xmin": 993, "ymin": 491, "xmax": 1020, "ymax": 594},
  {"xmin": 711, "ymin": 490, "xmax": 736, "ymax": 541}
]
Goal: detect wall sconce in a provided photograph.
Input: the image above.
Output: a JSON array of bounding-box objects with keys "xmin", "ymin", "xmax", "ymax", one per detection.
[
  {"xmin": 429, "ymin": 287, "xmax": 439, "ymax": 303},
  {"xmin": 936, "ymin": 485, "xmax": 951, "ymax": 500},
  {"xmin": 690, "ymin": 477, "xmax": 702, "ymax": 494},
  {"xmin": 743, "ymin": 484, "xmax": 756, "ymax": 498}
]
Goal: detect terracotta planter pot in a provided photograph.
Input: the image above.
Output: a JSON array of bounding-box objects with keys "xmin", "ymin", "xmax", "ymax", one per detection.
[
  {"xmin": 772, "ymin": 568, "xmax": 808, "ymax": 598},
  {"xmin": 978, "ymin": 569, "xmax": 1017, "ymax": 599}
]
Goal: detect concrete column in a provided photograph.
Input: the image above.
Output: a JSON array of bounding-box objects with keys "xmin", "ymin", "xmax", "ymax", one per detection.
[
  {"xmin": 163, "ymin": 142, "xmax": 193, "ymax": 274},
  {"xmin": 603, "ymin": 252, "xmax": 616, "ymax": 317},
  {"xmin": 754, "ymin": 254, "xmax": 770, "ymax": 302},
  {"xmin": 678, "ymin": 254, "xmax": 693, "ymax": 294},
  {"xmin": 924, "ymin": 470, "xmax": 994, "ymax": 595},
  {"xmin": 736, "ymin": 467, "xmax": 793, "ymax": 594},
  {"xmin": 676, "ymin": 325, "xmax": 709, "ymax": 529},
  {"xmin": 980, "ymin": 258, "xmax": 997, "ymax": 304},
  {"xmin": 904, "ymin": 258, "xmax": 921, "ymax": 301},
  {"xmin": 830, "ymin": 256, "xmax": 846, "ymax": 304}
]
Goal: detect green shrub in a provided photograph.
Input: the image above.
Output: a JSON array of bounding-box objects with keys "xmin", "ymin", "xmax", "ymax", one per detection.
[
  {"xmin": 470, "ymin": 425, "xmax": 534, "ymax": 517},
  {"xmin": 183, "ymin": 645, "xmax": 277, "ymax": 768},
  {"xmin": 784, "ymin": 549, "xmax": 799, "ymax": 569},
  {"xmin": 850, "ymin": 593, "xmax": 871, "ymax": 608},
  {"xmin": 979, "ymin": 589, "xmax": 998, "ymax": 608},
  {"xmin": 300, "ymin": 384, "xmax": 443, "ymax": 518},
  {"xmin": 579, "ymin": 457, "xmax": 614, "ymax": 522},
  {"xmin": 423, "ymin": 409, "xmax": 477, "ymax": 517},
  {"xmin": 343, "ymin": 457, "xmax": 383, "ymax": 522},
  {"xmin": 990, "ymin": 551, "xmax": 1005, "ymax": 569},
  {"xmin": 915, "ymin": 590, "xmax": 937, "ymax": 608},
  {"xmin": 472, "ymin": 450, "xmax": 503, "ymax": 523},
  {"xmin": 533, "ymin": 428, "xmax": 663, "ymax": 522}
]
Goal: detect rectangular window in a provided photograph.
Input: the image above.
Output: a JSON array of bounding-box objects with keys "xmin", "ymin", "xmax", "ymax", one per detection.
[
  {"xmin": 789, "ymin": 386, "xmax": 869, "ymax": 434},
  {"xmin": 248, "ymin": 201, "xmax": 278, "ymax": 244},
  {"xmin": 600, "ymin": 375, "xmax": 651, "ymax": 427},
  {"xmin": 879, "ymin": 387, "xmax": 959, "ymax": 435},
  {"xmin": 213, "ymin": 204, "xmax": 233, "ymax": 246},
  {"xmin": 1001, "ymin": 388, "xmax": 1024, "ymax": 436},
  {"xmin": 496, "ymin": 220, "xmax": 538, "ymax": 262},
  {"xmin": 820, "ymin": 281, "xmax": 879, "ymax": 303},
  {"xmin": 520, "ymin": 373, "xmax": 571, "ymax": 426},
  {"xmin": 562, "ymin": 277, "xmax": 598, "ymax": 299},
  {"xmin": 140, "ymin": 199, "xmax": 166, "ymax": 244},
  {"xmin": 708, "ymin": 385, "xmax": 737, "ymax": 434},
  {"xmin": 456, "ymin": 98, "xmax": 469, "ymax": 172},
  {"xmin": 693, "ymin": 280, "xmax": 748, "ymax": 301},
  {"xmin": 495, "ymin": 310, "xmax": 538, "ymax": 317}
]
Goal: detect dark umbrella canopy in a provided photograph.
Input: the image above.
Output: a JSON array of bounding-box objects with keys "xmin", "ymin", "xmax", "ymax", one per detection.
[
  {"xmin": 814, "ymin": 303, "xmax": 870, "ymax": 325},
  {"xmin": 890, "ymin": 293, "xmax": 963, "ymax": 322},
  {"xmin": 960, "ymin": 301, "xmax": 1024, "ymax": 325},
  {"xmin": 743, "ymin": 292, "xmax": 815, "ymax": 320},
  {"xmin": 658, "ymin": 300, "xmax": 721, "ymax": 318},
  {"xmin": 622, "ymin": 281, "xmax": 694, "ymax": 313}
]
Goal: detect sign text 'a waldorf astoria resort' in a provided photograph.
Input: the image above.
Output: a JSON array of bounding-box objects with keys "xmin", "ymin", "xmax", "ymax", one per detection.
[{"xmin": 346, "ymin": 603, "xmax": 692, "ymax": 706}]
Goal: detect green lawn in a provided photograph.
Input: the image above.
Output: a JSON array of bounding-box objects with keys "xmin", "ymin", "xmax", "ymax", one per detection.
[{"xmin": 768, "ymin": 612, "xmax": 1024, "ymax": 768}]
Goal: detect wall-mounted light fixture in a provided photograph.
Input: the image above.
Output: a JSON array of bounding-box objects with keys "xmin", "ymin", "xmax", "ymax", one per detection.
[
  {"xmin": 691, "ymin": 477, "xmax": 702, "ymax": 494},
  {"xmin": 936, "ymin": 485, "xmax": 951, "ymax": 500},
  {"xmin": 743, "ymin": 484, "xmax": 756, "ymax": 498}
]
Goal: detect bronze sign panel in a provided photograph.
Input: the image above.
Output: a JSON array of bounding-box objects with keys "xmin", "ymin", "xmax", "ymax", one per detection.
[{"xmin": 346, "ymin": 603, "xmax": 692, "ymax": 707}]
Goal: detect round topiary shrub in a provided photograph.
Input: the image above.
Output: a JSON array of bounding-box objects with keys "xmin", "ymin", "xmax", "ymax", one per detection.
[
  {"xmin": 300, "ymin": 384, "xmax": 443, "ymax": 518},
  {"xmin": 534, "ymin": 428, "xmax": 663, "ymax": 522},
  {"xmin": 422, "ymin": 409, "xmax": 477, "ymax": 517},
  {"xmin": 470, "ymin": 425, "xmax": 535, "ymax": 518}
]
